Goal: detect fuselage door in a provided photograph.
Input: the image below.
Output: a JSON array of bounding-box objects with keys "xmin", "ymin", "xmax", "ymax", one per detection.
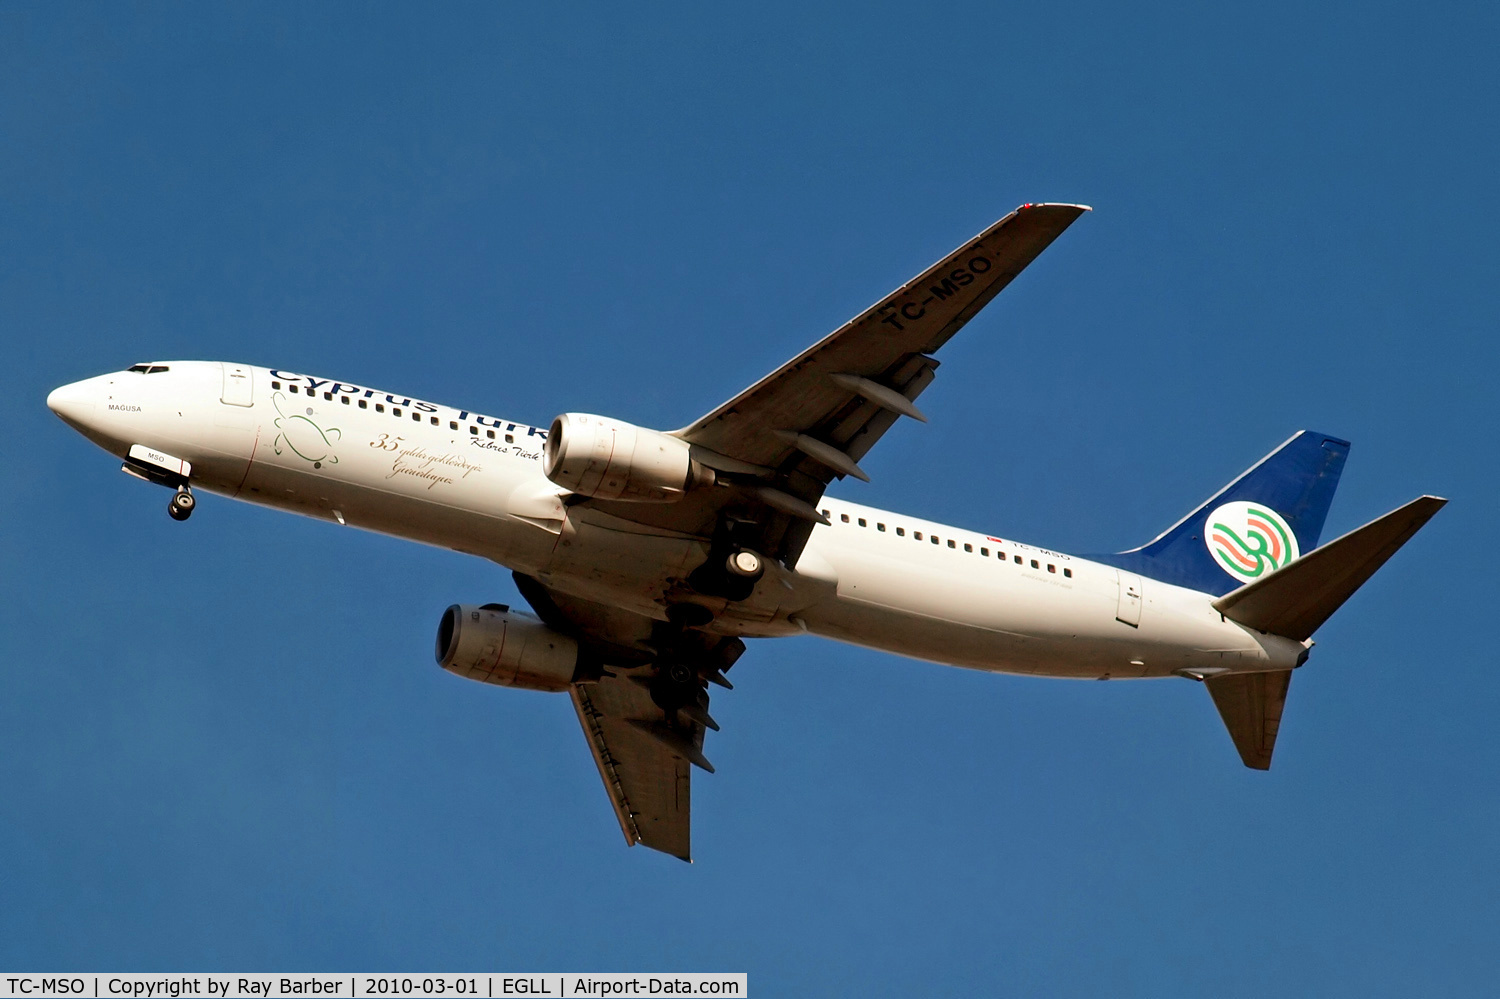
[
  {"xmin": 1115, "ymin": 569, "xmax": 1143, "ymax": 627},
  {"xmin": 221, "ymin": 363, "xmax": 254, "ymax": 407}
]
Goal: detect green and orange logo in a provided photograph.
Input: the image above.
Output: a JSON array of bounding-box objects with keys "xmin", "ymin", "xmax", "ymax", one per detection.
[{"xmin": 1204, "ymin": 501, "xmax": 1299, "ymax": 581}]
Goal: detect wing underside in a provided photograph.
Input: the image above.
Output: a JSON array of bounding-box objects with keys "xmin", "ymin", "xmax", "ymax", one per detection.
[
  {"xmin": 572, "ymin": 678, "xmax": 694, "ymax": 860},
  {"xmin": 515, "ymin": 572, "xmax": 735, "ymax": 862}
]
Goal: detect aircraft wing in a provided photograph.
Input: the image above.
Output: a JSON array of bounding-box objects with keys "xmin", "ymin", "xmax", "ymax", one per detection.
[
  {"xmin": 514, "ymin": 572, "xmax": 737, "ymax": 862},
  {"xmin": 675, "ymin": 203, "xmax": 1089, "ymax": 471},
  {"xmin": 581, "ymin": 203, "xmax": 1089, "ymax": 568},
  {"xmin": 513, "ymin": 208, "xmax": 1087, "ymax": 856},
  {"xmin": 571, "ymin": 676, "xmax": 696, "ymax": 860}
]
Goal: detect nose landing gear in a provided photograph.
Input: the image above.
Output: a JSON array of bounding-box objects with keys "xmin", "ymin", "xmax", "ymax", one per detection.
[
  {"xmin": 168, "ymin": 487, "xmax": 195, "ymax": 521},
  {"xmin": 119, "ymin": 447, "xmax": 197, "ymax": 522}
]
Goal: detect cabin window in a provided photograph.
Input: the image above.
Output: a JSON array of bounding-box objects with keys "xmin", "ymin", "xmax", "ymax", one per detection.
[
  {"xmin": 1031, "ymin": 559, "xmax": 1039, "ymax": 568},
  {"xmin": 505, "ymin": 434, "xmax": 514, "ymax": 443},
  {"xmin": 430, "ymin": 416, "xmax": 438, "ymax": 425},
  {"xmin": 858, "ymin": 518, "xmax": 867, "ymax": 527},
  {"xmin": 877, "ymin": 523, "xmax": 886, "ymax": 532},
  {"xmin": 963, "ymin": 543, "xmax": 973, "ymax": 553},
  {"xmin": 931, "ymin": 536, "xmax": 940, "ymax": 545},
  {"xmin": 375, "ymin": 403, "xmax": 385, "ymax": 413},
  {"xmin": 914, "ymin": 532, "xmax": 923, "ymax": 541},
  {"xmin": 289, "ymin": 385, "xmax": 298, "ymax": 394},
  {"xmin": 358, "ymin": 399, "xmax": 368, "ymax": 409},
  {"xmin": 947, "ymin": 539, "xmax": 956, "ymax": 549},
  {"xmin": 393, "ymin": 407, "xmax": 402, "ymax": 417},
  {"xmin": 271, "ymin": 380, "xmax": 281, "ymax": 390},
  {"xmin": 321, "ymin": 391, "xmax": 330, "ymax": 400},
  {"xmin": 980, "ymin": 547, "xmax": 989, "ymax": 556},
  {"xmin": 1064, "ymin": 568, "xmax": 1073, "ymax": 578},
  {"xmin": 896, "ymin": 527, "xmax": 905, "ymax": 537},
  {"xmin": 341, "ymin": 396, "xmax": 349, "ymax": 405},
  {"xmin": 1014, "ymin": 555, "xmax": 1022, "ymax": 564},
  {"xmin": 487, "ymin": 429, "xmax": 495, "ymax": 439},
  {"xmin": 450, "ymin": 421, "xmax": 458, "ymax": 430},
  {"xmin": 413, "ymin": 412, "xmax": 421, "ymax": 421},
  {"xmin": 470, "ymin": 426, "xmax": 478, "ymax": 435},
  {"xmin": 840, "ymin": 514, "xmax": 850, "ymax": 523},
  {"xmin": 1047, "ymin": 564, "xmax": 1056, "ymax": 573},
  {"xmin": 822, "ymin": 509, "xmax": 830, "ymax": 518}
]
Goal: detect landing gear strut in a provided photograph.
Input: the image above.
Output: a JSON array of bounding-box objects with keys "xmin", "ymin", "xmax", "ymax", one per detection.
[{"xmin": 168, "ymin": 487, "xmax": 195, "ymax": 522}]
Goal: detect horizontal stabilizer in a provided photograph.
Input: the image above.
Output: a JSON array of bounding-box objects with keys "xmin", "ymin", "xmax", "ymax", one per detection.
[
  {"xmin": 1206, "ymin": 670, "xmax": 1292, "ymax": 770},
  {"xmin": 1213, "ymin": 495, "xmax": 1446, "ymax": 641}
]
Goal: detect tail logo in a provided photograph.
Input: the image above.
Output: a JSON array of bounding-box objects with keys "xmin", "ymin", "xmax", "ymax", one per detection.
[{"xmin": 1205, "ymin": 501, "xmax": 1299, "ymax": 581}]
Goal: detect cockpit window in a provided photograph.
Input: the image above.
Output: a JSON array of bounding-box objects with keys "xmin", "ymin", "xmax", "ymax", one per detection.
[{"xmin": 128, "ymin": 364, "xmax": 170, "ymax": 374}]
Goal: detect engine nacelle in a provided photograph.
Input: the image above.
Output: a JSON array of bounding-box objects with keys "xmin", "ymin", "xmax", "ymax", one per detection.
[
  {"xmin": 543, "ymin": 412, "xmax": 708, "ymax": 502},
  {"xmin": 435, "ymin": 604, "xmax": 578, "ymax": 692}
]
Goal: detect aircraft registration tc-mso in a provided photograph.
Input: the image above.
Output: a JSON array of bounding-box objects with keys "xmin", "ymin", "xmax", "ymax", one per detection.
[{"xmin": 48, "ymin": 204, "xmax": 1445, "ymax": 861}]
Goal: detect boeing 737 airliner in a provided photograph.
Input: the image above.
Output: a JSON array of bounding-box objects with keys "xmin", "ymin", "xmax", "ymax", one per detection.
[{"xmin": 47, "ymin": 204, "xmax": 1445, "ymax": 860}]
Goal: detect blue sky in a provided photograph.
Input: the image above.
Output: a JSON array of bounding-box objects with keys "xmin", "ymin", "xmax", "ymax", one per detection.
[{"xmin": 2, "ymin": 2, "xmax": 1495, "ymax": 992}]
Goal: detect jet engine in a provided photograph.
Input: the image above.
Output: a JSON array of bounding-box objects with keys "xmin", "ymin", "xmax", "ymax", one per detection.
[
  {"xmin": 543, "ymin": 413, "xmax": 712, "ymax": 502},
  {"xmin": 435, "ymin": 604, "xmax": 579, "ymax": 692}
]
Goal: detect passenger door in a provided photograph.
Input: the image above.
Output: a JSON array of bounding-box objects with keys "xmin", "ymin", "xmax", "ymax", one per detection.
[{"xmin": 220, "ymin": 363, "xmax": 253, "ymax": 407}]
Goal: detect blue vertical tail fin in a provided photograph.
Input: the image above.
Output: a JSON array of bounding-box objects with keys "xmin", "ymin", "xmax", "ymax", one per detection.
[{"xmin": 1101, "ymin": 431, "xmax": 1350, "ymax": 596}]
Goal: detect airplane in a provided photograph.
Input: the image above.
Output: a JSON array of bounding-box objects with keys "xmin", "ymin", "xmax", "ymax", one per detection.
[{"xmin": 46, "ymin": 203, "xmax": 1446, "ymax": 862}]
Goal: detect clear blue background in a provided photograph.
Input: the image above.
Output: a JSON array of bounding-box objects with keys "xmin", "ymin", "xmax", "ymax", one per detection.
[{"xmin": 2, "ymin": 3, "xmax": 1494, "ymax": 993}]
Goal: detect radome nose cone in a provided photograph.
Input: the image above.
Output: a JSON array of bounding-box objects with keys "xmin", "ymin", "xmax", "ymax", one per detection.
[{"xmin": 47, "ymin": 380, "xmax": 95, "ymax": 427}]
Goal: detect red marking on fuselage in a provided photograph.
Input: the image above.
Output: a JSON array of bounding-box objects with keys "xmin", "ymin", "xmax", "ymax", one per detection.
[{"xmin": 232, "ymin": 426, "xmax": 261, "ymax": 497}]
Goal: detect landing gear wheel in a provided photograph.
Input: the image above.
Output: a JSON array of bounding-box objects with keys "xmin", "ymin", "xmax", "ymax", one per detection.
[
  {"xmin": 168, "ymin": 489, "xmax": 195, "ymax": 521},
  {"xmin": 725, "ymin": 550, "xmax": 763, "ymax": 578}
]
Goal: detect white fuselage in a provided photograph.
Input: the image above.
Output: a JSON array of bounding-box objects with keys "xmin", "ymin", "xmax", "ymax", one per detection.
[{"xmin": 47, "ymin": 361, "xmax": 1306, "ymax": 680}]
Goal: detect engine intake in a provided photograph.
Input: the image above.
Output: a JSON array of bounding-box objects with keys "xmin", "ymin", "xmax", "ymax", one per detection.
[
  {"xmin": 544, "ymin": 413, "xmax": 709, "ymax": 502},
  {"xmin": 435, "ymin": 604, "xmax": 579, "ymax": 692}
]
